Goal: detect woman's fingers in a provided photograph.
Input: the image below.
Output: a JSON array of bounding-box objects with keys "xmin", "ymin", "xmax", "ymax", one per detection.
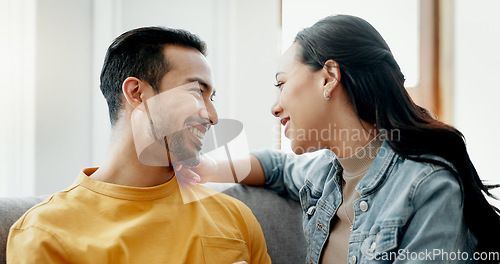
[
  {"xmin": 173, "ymin": 154, "xmax": 218, "ymax": 186},
  {"xmin": 174, "ymin": 164, "xmax": 201, "ymax": 186}
]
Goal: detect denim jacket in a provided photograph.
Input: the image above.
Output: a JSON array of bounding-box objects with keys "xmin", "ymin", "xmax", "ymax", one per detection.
[{"xmin": 252, "ymin": 141, "xmax": 477, "ymax": 264}]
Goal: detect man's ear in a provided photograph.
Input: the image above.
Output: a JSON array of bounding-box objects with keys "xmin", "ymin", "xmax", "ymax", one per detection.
[
  {"xmin": 322, "ymin": 59, "xmax": 341, "ymax": 99},
  {"xmin": 122, "ymin": 77, "xmax": 145, "ymax": 108}
]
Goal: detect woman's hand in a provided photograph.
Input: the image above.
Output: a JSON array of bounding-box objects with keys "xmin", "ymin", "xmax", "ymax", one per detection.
[{"xmin": 174, "ymin": 154, "xmax": 218, "ymax": 186}]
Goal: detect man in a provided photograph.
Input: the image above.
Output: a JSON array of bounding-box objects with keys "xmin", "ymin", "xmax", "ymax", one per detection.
[{"xmin": 7, "ymin": 27, "xmax": 270, "ymax": 263}]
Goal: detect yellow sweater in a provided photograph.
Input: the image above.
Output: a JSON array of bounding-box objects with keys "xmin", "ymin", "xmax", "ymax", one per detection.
[{"xmin": 7, "ymin": 168, "xmax": 271, "ymax": 264}]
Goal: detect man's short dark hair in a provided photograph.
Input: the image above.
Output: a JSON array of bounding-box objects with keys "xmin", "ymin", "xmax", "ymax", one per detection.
[{"xmin": 100, "ymin": 27, "xmax": 207, "ymax": 125}]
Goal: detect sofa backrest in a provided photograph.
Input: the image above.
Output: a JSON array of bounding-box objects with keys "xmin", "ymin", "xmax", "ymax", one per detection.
[
  {"xmin": 220, "ymin": 185, "xmax": 307, "ymax": 263},
  {"xmin": 0, "ymin": 184, "xmax": 306, "ymax": 264},
  {"xmin": 0, "ymin": 196, "xmax": 49, "ymax": 264}
]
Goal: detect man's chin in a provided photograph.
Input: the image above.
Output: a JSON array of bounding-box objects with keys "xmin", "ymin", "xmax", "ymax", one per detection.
[
  {"xmin": 164, "ymin": 131, "xmax": 203, "ymax": 166},
  {"xmin": 171, "ymin": 150, "xmax": 201, "ymax": 167}
]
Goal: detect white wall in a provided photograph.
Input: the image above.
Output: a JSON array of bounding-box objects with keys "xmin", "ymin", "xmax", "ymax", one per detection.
[
  {"xmin": 34, "ymin": 0, "xmax": 93, "ymax": 195},
  {"xmin": 454, "ymin": 0, "xmax": 500, "ymax": 207},
  {"xmin": 0, "ymin": 0, "xmax": 36, "ymax": 196}
]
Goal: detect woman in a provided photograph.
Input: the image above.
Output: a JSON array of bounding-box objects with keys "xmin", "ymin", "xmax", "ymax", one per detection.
[{"xmin": 177, "ymin": 15, "xmax": 500, "ymax": 263}]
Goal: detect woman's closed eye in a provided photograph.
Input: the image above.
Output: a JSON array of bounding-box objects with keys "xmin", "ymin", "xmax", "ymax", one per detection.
[{"xmin": 274, "ymin": 82, "xmax": 284, "ymax": 90}]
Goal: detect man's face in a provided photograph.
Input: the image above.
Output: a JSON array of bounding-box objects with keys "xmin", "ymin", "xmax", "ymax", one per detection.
[{"xmin": 133, "ymin": 45, "xmax": 218, "ymax": 167}]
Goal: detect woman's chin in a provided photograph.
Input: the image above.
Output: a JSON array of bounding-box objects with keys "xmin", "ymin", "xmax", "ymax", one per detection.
[{"xmin": 291, "ymin": 147, "xmax": 304, "ymax": 155}]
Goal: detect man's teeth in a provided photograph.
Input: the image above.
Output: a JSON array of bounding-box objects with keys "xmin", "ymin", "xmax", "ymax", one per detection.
[{"xmin": 188, "ymin": 127, "xmax": 204, "ymax": 139}]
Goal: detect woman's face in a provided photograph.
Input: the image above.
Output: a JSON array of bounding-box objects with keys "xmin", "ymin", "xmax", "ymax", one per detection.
[{"xmin": 272, "ymin": 43, "xmax": 338, "ymax": 154}]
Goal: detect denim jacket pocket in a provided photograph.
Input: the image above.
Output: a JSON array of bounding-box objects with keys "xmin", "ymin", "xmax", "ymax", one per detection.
[
  {"xmin": 360, "ymin": 225, "xmax": 399, "ymax": 262},
  {"xmin": 299, "ymin": 180, "xmax": 322, "ymax": 244}
]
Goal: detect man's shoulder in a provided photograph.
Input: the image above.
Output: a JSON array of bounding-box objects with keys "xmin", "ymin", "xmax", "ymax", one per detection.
[{"xmin": 11, "ymin": 185, "xmax": 82, "ymax": 230}]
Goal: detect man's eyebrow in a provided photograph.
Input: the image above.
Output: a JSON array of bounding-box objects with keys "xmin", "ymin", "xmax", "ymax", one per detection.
[{"xmin": 187, "ymin": 78, "xmax": 215, "ymax": 94}]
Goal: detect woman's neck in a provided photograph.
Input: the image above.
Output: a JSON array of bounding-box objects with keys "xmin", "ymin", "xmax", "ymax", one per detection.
[{"xmin": 329, "ymin": 121, "xmax": 377, "ymax": 159}]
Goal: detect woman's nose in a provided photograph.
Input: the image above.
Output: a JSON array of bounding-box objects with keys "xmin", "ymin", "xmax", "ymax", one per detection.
[{"xmin": 271, "ymin": 100, "xmax": 283, "ymax": 117}]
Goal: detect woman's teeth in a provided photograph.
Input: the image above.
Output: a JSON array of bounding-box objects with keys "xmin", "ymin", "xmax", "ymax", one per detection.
[{"xmin": 188, "ymin": 127, "xmax": 204, "ymax": 139}]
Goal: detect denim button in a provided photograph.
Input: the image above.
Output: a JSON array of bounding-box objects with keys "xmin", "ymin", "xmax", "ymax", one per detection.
[
  {"xmin": 349, "ymin": 255, "xmax": 357, "ymax": 264},
  {"xmin": 360, "ymin": 201, "xmax": 369, "ymax": 212},
  {"xmin": 370, "ymin": 242, "xmax": 376, "ymax": 252},
  {"xmin": 306, "ymin": 205, "xmax": 316, "ymax": 218}
]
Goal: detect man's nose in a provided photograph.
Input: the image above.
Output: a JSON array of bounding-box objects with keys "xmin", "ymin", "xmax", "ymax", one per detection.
[{"xmin": 201, "ymin": 102, "xmax": 218, "ymax": 125}]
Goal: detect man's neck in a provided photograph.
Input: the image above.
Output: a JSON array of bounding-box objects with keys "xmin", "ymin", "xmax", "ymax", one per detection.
[{"xmin": 90, "ymin": 129, "xmax": 176, "ymax": 188}]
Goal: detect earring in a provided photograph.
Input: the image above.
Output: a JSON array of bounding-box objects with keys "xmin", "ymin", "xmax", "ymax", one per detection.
[{"xmin": 324, "ymin": 89, "xmax": 331, "ymax": 100}]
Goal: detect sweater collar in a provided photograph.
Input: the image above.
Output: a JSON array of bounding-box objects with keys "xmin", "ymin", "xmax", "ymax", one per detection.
[{"xmin": 75, "ymin": 168, "xmax": 178, "ymax": 201}]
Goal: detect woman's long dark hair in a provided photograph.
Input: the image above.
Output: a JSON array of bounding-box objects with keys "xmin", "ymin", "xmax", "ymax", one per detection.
[{"xmin": 294, "ymin": 14, "xmax": 500, "ymax": 260}]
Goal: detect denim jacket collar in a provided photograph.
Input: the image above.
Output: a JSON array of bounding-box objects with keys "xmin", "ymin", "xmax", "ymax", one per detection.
[{"xmin": 355, "ymin": 141, "xmax": 397, "ymax": 197}]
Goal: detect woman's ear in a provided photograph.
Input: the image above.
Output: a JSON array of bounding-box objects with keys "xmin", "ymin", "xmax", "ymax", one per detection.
[
  {"xmin": 122, "ymin": 77, "xmax": 145, "ymax": 108},
  {"xmin": 323, "ymin": 59, "xmax": 341, "ymax": 99},
  {"xmin": 323, "ymin": 59, "xmax": 341, "ymax": 84}
]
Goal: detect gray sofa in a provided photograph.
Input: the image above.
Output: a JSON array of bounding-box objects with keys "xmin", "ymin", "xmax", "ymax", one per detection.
[{"xmin": 0, "ymin": 184, "xmax": 306, "ymax": 264}]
